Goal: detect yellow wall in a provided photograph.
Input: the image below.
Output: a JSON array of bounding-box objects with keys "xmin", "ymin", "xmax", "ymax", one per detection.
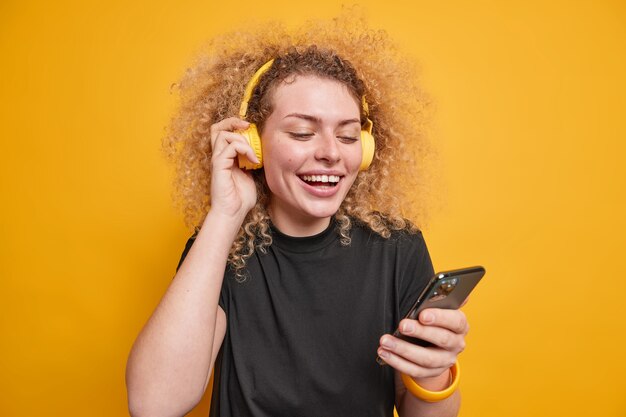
[{"xmin": 1, "ymin": 1, "xmax": 625, "ymax": 416}]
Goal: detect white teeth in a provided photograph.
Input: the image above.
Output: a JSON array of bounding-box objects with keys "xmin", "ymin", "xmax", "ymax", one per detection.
[{"xmin": 300, "ymin": 175, "xmax": 341, "ymax": 183}]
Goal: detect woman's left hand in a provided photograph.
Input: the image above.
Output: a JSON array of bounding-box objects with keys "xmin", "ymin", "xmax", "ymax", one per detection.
[{"xmin": 377, "ymin": 308, "xmax": 469, "ymax": 382}]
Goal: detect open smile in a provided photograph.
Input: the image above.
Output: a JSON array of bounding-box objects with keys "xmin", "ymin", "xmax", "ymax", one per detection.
[{"xmin": 298, "ymin": 174, "xmax": 342, "ymax": 187}]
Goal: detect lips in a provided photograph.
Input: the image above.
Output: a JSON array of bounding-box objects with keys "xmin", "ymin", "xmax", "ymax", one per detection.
[{"xmin": 296, "ymin": 173, "xmax": 344, "ymax": 197}]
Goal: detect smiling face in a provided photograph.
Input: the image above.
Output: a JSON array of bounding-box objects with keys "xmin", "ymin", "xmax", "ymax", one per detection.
[{"xmin": 260, "ymin": 75, "xmax": 363, "ymax": 236}]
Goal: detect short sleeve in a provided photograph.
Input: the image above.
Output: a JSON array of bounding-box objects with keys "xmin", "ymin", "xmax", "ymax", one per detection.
[
  {"xmin": 176, "ymin": 232, "xmax": 198, "ymax": 272},
  {"xmin": 397, "ymin": 231, "xmax": 435, "ymax": 319}
]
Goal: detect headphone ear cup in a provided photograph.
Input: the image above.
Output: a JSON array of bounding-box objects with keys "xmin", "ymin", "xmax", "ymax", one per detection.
[
  {"xmin": 359, "ymin": 130, "xmax": 375, "ymax": 171},
  {"xmin": 236, "ymin": 124, "xmax": 264, "ymax": 170}
]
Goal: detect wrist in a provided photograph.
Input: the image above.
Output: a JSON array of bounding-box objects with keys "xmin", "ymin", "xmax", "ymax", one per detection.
[
  {"xmin": 411, "ymin": 369, "xmax": 452, "ymax": 391},
  {"xmin": 203, "ymin": 209, "xmax": 246, "ymax": 231},
  {"xmin": 401, "ymin": 362, "xmax": 460, "ymax": 403},
  {"xmin": 198, "ymin": 210, "xmax": 246, "ymax": 245}
]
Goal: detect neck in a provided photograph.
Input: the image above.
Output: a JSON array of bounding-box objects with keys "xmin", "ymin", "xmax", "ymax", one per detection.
[{"xmin": 268, "ymin": 208, "xmax": 332, "ymax": 237}]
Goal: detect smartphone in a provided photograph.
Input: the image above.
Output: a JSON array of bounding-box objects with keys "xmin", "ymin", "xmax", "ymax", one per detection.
[{"xmin": 377, "ymin": 266, "xmax": 486, "ymax": 365}]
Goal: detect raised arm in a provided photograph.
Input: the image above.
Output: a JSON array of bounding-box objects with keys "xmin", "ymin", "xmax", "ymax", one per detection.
[{"xmin": 125, "ymin": 118, "xmax": 259, "ymax": 417}]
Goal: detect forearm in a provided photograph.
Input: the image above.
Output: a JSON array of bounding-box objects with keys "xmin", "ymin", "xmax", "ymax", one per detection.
[
  {"xmin": 125, "ymin": 211, "xmax": 241, "ymax": 417},
  {"xmin": 396, "ymin": 371, "xmax": 460, "ymax": 417}
]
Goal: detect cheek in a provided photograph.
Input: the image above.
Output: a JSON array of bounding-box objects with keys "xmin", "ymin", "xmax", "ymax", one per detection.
[
  {"xmin": 264, "ymin": 141, "xmax": 303, "ymax": 170},
  {"xmin": 263, "ymin": 149, "xmax": 298, "ymax": 190},
  {"xmin": 346, "ymin": 146, "xmax": 363, "ymax": 172}
]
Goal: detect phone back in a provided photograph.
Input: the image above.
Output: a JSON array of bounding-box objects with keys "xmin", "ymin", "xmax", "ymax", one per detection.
[
  {"xmin": 408, "ymin": 266, "xmax": 485, "ymax": 319},
  {"xmin": 398, "ymin": 266, "xmax": 485, "ymax": 347}
]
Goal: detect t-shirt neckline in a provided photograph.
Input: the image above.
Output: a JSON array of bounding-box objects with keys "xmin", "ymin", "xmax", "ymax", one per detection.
[{"xmin": 269, "ymin": 217, "xmax": 338, "ymax": 253}]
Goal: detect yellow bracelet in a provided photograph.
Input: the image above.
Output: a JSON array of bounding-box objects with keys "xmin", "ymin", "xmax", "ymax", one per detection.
[{"xmin": 401, "ymin": 362, "xmax": 460, "ymax": 403}]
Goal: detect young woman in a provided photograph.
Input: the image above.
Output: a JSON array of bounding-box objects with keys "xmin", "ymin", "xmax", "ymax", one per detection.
[{"xmin": 126, "ymin": 18, "xmax": 469, "ymax": 417}]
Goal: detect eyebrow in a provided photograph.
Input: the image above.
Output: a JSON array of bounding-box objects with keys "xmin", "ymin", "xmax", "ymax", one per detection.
[{"xmin": 283, "ymin": 113, "xmax": 361, "ymax": 127}]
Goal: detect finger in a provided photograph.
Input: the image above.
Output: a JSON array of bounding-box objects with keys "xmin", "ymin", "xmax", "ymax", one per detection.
[
  {"xmin": 212, "ymin": 140, "xmax": 259, "ymax": 170},
  {"xmin": 419, "ymin": 308, "xmax": 469, "ymax": 335},
  {"xmin": 380, "ymin": 332, "xmax": 461, "ymax": 367},
  {"xmin": 212, "ymin": 130, "xmax": 252, "ymax": 155},
  {"xmin": 210, "ymin": 117, "xmax": 250, "ymax": 148},
  {"xmin": 396, "ymin": 319, "xmax": 466, "ymax": 353},
  {"xmin": 210, "ymin": 117, "xmax": 250, "ymax": 139},
  {"xmin": 377, "ymin": 343, "xmax": 451, "ymax": 379}
]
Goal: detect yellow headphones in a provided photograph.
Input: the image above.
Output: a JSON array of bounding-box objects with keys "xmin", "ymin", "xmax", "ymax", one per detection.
[{"xmin": 236, "ymin": 59, "xmax": 376, "ymax": 171}]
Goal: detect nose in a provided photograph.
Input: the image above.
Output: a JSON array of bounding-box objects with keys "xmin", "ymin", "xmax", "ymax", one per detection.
[{"xmin": 314, "ymin": 130, "xmax": 341, "ymax": 164}]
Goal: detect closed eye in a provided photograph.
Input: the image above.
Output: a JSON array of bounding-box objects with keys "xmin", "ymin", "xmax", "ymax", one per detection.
[
  {"xmin": 288, "ymin": 132, "xmax": 315, "ymax": 140},
  {"xmin": 338, "ymin": 136, "xmax": 359, "ymax": 143}
]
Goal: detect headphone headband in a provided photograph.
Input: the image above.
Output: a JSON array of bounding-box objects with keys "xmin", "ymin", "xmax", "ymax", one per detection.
[
  {"xmin": 238, "ymin": 59, "xmax": 372, "ymax": 121},
  {"xmin": 239, "ymin": 59, "xmax": 275, "ymax": 119}
]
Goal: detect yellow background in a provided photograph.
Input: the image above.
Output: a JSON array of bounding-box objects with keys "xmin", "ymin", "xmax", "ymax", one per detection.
[{"xmin": 1, "ymin": 1, "xmax": 625, "ymax": 416}]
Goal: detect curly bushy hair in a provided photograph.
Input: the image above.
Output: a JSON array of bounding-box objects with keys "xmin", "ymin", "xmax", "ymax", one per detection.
[{"xmin": 163, "ymin": 14, "xmax": 433, "ymax": 278}]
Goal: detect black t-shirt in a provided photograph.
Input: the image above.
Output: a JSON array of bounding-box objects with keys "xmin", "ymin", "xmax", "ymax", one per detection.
[{"xmin": 177, "ymin": 219, "xmax": 434, "ymax": 417}]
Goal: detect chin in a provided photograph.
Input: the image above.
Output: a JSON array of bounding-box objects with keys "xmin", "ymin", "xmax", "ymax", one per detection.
[{"xmin": 301, "ymin": 202, "xmax": 343, "ymax": 220}]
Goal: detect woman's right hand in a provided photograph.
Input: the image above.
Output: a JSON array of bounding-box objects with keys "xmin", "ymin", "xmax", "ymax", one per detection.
[{"xmin": 209, "ymin": 117, "xmax": 259, "ymax": 220}]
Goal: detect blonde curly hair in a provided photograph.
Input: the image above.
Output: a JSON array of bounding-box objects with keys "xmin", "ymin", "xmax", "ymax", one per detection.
[{"xmin": 163, "ymin": 14, "xmax": 434, "ymax": 279}]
